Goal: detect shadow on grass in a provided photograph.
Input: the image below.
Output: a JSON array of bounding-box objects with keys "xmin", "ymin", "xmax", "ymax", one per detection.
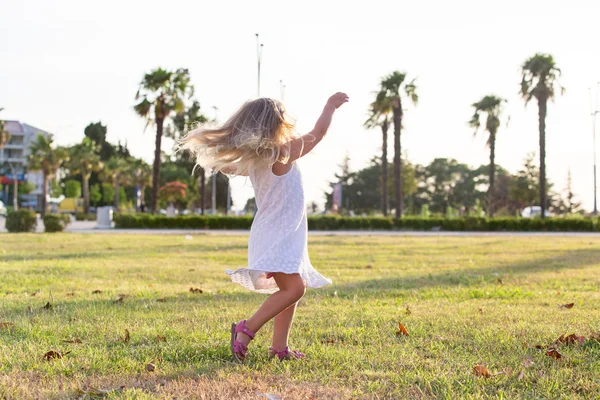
[{"xmin": 342, "ymin": 247, "xmax": 600, "ymax": 291}]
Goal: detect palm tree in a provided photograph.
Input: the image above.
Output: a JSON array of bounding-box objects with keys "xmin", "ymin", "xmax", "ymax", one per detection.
[
  {"xmin": 27, "ymin": 134, "xmax": 68, "ymax": 217},
  {"xmin": 131, "ymin": 158, "xmax": 152, "ymax": 212},
  {"xmin": 134, "ymin": 68, "xmax": 194, "ymax": 213},
  {"xmin": 364, "ymin": 91, "xmax": 393, "ymax": 216},
  {"xmin": 379, "ymin": 71, "xmax": 418, "ymax": 219},
  {"xmin": 103, "ymin": 157, "xmax": 132, "ymax": 212},
  {"xmin": 469, "ymin": 95, "xmax": 507, "ymax": 217},
  {"xmin": 520, "ymin": 53, "xmax": 563, "ymax": 219},
  {"xmin": 67, "ymin": 137, "xmax": 102, "ymax": 214}
]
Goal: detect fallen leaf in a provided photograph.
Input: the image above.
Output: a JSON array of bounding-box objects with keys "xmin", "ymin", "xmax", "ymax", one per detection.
[
  {"xmin": 497, "ymin": 278, "xmax": 503, "ymax": 285},
  {"xmin": 473, "ymin": 365, "xmax": 491, "ymax": 377},
  {"xmin": 256, "ymin": 394, "xmax": 282, "ymax": 400},
  {"xmin": 114, "ymin": 297, "xmax": 124, "ymax": 304},
  {"xmin": 557, "ymin": 291, "xmax": 561, "ymax": 296},
  {"xmin": 92, "ymin": 290, "xmax": 102, "ymax": 294},
  {"xmin": 523, "ymin": 356, "xmax": 534, "ymax": 367},
  {"xmin": 65, "ymin": 292, "xmax": 75, "ymax": 297},
  {"xmin": 30, "ymin": 292, "xmax": 38, "ymax": 297},
  {"xmin": 478, "ymin": 307, "xmax": 484, "ymax": 314},
  {"xmin": 546, "ymin": 348, "xmax": 562, "ymax": 360},
  {"xmin": 396, "ymin": 322, "xmax": 409, "ymax": 337},
  {"xmin": 155, "ymin": 335, "xmax": 166, "ymax": 342},
  {"xmin": 517, "ymin": 370, "xmax": 525, "ymax": 380},
  {"xmin": 555, "ymin": 333, "xmax": 585, "ymax": 346},
  {"xmin": 321, "ymin": 338, "xmax": 337, "ymax": 344},
  {"xmin": 43, "ymin": 350, "xmax": 70, "ymax": 361},
  {"xmin": 560, "ymin": 303, "xmax": 574, "ymax": 309},
  {"xmin": 589, "ymin": 332, "xmax": 600, "ymax": 342},
  {"xmin": 365, "ymin": 265, "xmax": 373, "ymax": 269},
  {"xmin": 405, "ymin": 306, "xmax": 412, "ymax": 315},
  {"xmin": 63, "ymin": 338, "xmax": 82, "ymax": 344},
  {"xmin": 0, "ymin": 322, "xmax": 14, "ymax": 330},
  {"xmin": 157, "ymin": 298, "xmax": 167, "ymax": 303},
  {"xmin": 189, "ymin": 287, "xmax": 203, "ymax": 294},
  {"xmin": 42, "ymin": 302, "xmax": 52, "ymax": 310},
  {"xmin": 121, "ymin": 329, "xmax": 130, "ymax": 343},
  {"xmin": 145, "ymin": 362, "xmax": 156, "ymax": 372}
]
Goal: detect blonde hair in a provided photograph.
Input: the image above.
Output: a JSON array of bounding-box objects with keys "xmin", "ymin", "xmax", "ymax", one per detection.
[{"xmin": 181, "ymin": 98, "xmax": 296, "ymax": 175}]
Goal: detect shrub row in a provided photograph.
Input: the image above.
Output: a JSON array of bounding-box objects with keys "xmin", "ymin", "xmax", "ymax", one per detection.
[
  {"xmin": 75, "ymin": 212, "xmax": 96, "ymax": 221},
  {"xmin": 5, "ymin": 209, "xmax": 37, "ymax": 233},
  {"xmin": 114, "ymin": 214, "xmax": 600, "ymax": 232}
]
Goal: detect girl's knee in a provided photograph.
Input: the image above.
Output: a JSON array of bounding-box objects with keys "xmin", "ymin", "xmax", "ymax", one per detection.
[{"xmin": 290, "ymin": 285, "xmax": 306, "ymax": 302}]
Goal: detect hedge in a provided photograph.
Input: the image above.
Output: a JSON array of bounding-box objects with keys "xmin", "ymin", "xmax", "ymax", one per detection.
[
  {"xmin": 43, "ymin": 214, "xmax": 70, "ymax": 233},
  {"xmin": 114, "ymin": 214, "xmax": 600, "ymax": 232},
  {"xmin": 75, "ymin": 212, "xmax": 96, "ymax": 221},
  {"xmin": 6, "ymin": 209, "xmax": 37, "ymax": 233}
]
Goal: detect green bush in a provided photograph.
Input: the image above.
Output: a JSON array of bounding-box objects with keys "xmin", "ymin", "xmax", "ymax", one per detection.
[
  {"xmin": 6, "ymin": 209, "xmax": 37, "ymax": 233},
  {"xmin": 113, "ymin": 214, "xmax": 600, "ymax": 232},
  {"xmin": 75, "ymin": 212, "xmax": 96, "ymax": 221},
  {"xmin": 43, "ymin": 214, "xmax": 70, "ymax": 233}
]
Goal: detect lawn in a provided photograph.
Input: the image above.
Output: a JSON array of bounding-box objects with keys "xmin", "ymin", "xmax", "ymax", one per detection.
[{"xmin": 1, "ymin": 233, "xmax": 599, "ymax": 399}]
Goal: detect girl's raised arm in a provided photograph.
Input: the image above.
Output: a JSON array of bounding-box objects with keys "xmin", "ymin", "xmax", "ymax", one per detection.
[{"xmin": 273, "ymin": 92, "xmax": 348, "ymax": 175}]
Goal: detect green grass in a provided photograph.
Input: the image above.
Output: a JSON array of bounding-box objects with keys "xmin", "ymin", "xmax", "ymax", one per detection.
[{"xmin": 1, "ymin": 234, "xmax": 599, "ymax": 399}]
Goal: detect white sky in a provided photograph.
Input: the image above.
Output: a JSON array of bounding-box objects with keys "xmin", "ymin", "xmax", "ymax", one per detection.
[{"xmin": 1, "ymin": 0, "xmax": 598, "ymax": 211}]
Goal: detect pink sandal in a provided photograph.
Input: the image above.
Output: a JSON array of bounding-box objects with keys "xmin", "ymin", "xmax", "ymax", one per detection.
[
  {"xmin": 230, "ymin": 320, "xmax": 256, "ymax": 364},
  {"xmin": 268, "ymin": 346, "xmax": 306, "ymax": 361}
]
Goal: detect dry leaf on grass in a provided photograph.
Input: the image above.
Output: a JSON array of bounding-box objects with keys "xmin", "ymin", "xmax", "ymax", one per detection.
[
  {"xmin": 43, "ymin": 350, "xmax": 70, "ymax": 361},
  {"xmin": 92, "ymin": 290, "xmax": 102, "ymax": 294},
  {"xmin": 256, "ymin": 394, "xmax": 282, "ymax": 400},
  {"xmin": 145, "ymin": 362, "xmax": 156, "ymax": 372},
  {"xmin": 478, "ymin": 307, "xmax": 484, "ymax": 314},
  {"xmin": 545, "ymin": 348, "xmax": 562, "ymax": 360},
  {"xmin": 114, "ymin": 297, "xmax": 124, "ymax": 304},
  {"xmin": 42, "ymin": 302, "xmax": 52, "ymax": 310},
  {"xmin": 473, "ymin": 365, "xmax": 491, "ymax": 377},
  {"xmin": 157, "ymin": 298, "xmax": 167, "ymax": 303},
  {"xmin": 396, "ymin": 322, "xmax": 409, "ymax": 336},
  {"xmin": 405, "ymin": 306, "xmax": 412, "ymax": 315},
  {"xmin": 555, "ymin": 333, "xmax": 585, "ymax": 346},
  {"xmin": 321, "ymin": 338, "xmax": 337, "ymax": 344},
  {"xmin": 189, "ymin": 287, "xmax": 203, "ymax": 294},
  {"xmin": 0, "ymin": 322, "xmax": 14, "ymax": 330},
  {"xmin": 497, "ymin": 278, "xmax": 503, "ymax": 285},
  {"xmin": 65, "ymin": 292, "xmax": 75, "ymax": 297},
  {"xmin": 560, "ymin": 303, "xmax": 574, "ymax": 309},
  {"xmin": 121, "ymin": 329, "xmax": 130, "ymax": 343},
  {"xmin": 523, "ymin": 356, "xmax": 534, "ymax": 368},
  {"xmin": 62, "ymin": 338, "xmax": 82, "ymax": 344},
  {"xmin": 589, "ymin": 333, "xmax": 600, "ymax": 342},
  {"xmin": 517, "ymin": 370, "xmax": 525, "ymax": 380},
  {"xmin": 155, "ymin": 335, "xmax": 166, "ymax": 342},
  {"xmin": 365, "ymin": 265, "xmax": 373, "ymax": 269}
]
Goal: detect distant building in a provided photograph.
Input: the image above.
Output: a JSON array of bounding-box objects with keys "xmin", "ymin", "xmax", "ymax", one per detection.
[{"xmin": 0, "ymin": 121, "xmax": 51, "ymax": 210}]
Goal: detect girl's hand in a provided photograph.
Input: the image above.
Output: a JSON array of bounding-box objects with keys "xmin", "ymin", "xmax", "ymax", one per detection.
[{"xmin": 327, "ymin": 92, "xmax": 349, "ymax": 109}]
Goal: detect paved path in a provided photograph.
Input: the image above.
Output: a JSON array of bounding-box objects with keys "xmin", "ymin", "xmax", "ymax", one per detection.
[{"xmin": 1, "ymin": 217, "xmax": 598, "ymax": 237}]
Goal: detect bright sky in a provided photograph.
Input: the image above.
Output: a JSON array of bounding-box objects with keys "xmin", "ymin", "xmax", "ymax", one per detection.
[{"xmin": 1, "ymin": 0, "xmax": 598, "ymax": 211}]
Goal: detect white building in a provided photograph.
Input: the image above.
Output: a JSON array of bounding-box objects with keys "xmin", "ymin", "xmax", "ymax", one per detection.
[{"xmin": 0, "ymin": 121, "xmax": 50, "ymax": 210}]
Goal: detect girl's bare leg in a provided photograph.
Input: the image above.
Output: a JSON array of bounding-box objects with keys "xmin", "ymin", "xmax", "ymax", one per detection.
[
  {"xmin": 271, "ymin": 301, "xmax": 298, "ymax": 350},
  {"xmin": 235, "ymin": 273, "xmax": 305, "ymax": 347}
]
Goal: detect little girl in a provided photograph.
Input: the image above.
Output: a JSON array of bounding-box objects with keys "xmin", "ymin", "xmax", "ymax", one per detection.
[{"xmin": 182, "ymin": 92, "xmax": 349, "ymax": 363}]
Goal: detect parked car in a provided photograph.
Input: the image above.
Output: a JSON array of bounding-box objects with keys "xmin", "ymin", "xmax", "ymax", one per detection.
[
  {"xmin": 521, "ymin": 206, "xmax": 553, "ymax": 218},
  {"xmin": 0, "ymin": 200, "xmax": 7, "ymax": 216}
]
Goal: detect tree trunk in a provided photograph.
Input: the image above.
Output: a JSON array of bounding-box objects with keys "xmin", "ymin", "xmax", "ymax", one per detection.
[
  {"xmin": 41, "ymin": 171, "xmax": 48, "ymax": 218},
  {"xmin": 113, "ymin": 178, "xmax": 119, "ymax": 212},
  {"xmin": 381, "ymin": 119, "xmax": 389, "ymax": 217},
  {"xmin": 151, "ymin": 118, "xmax": 164, "ymax": 214},
  {"xmin": 199, "ymin": 168, "xmax": 206, "ymax": 215},
  {"xmin": 82, "ymin": 174, "xmax": 90, "ymax": 214},
  {"xmin": 538, "ymin": 96, "xmax": 547, "ymax": 219},
  {"xmin": 13, "ymin": 178, "xmax": 18, "ymax": 211},
  {"xmin": 488, "ymin": 131, "xmax": 496, "ymax": 217},
  {"xmin": 139, "ymin": 184, "xmax": 146, "ymax": 211},
  {"xmin": 393, "ymin": 98, "xmax": 403, "ymax": 219}
]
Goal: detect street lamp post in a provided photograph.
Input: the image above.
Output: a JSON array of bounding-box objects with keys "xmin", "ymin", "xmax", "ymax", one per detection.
[
  {"xmin": 591, "ymin": 83, "xmax": 599, "ymax": 215},
  {"xmin": 256, "ymin": 34, "xmax": 263, "ymax": 97}
]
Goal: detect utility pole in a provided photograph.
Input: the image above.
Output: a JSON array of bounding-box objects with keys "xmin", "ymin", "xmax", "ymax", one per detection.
[
  {"xmin": 256, "ymin": 33, "xmax": 264, "ymax": 97},
  {"xmin": 590, "ymin": 83, "xmax": 599, "ymax": 215}
]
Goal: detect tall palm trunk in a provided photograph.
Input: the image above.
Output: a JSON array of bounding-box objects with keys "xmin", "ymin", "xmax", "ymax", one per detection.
[
  {"xmin": 537, "ymin": 95, "xmax": 547, "ymax": 219},
  {"xmin": 199, "ymin": 168, "xmax": 206, "ymax": 215},
  {"xmin": 113, "ymin": 178, "xmax": 119, "ymax": 211},
  {"xmin": 392, "ymin": 98, "xmax": 403, "ymax": 219},
  {"xmin": 151, "ymin": 118, "xmax": 164, "ymax": 213},
  {"xmin": 41, "ymin": 171, "xmax": 48, "ymax": 218},
  {"xmin": 488, "ymin": 131, "xmax": 496, "ymax": 217},
  {"xmin": 82, "ymin": 174, "xmax": 90, "ymax": 214},
  {"xmin": 10, "ymin": 163, "xmax": 19, "ymax": 211},
  {"xmin": 380, "ymin": 119, "xmax": 389, "ymax": 216}
]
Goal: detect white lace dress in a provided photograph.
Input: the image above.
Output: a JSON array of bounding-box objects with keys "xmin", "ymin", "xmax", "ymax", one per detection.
[{"xmin": 225, "ymin": 162, "xmax": 332, "ymax": 294}]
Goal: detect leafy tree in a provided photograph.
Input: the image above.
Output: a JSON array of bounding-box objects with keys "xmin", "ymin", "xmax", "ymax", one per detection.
[
  {"xmin": 103, "ymin": 157, "xmax": 132, "ymax": 211},
  {"xmin": 101, "ymin": 183, "xmax": 114, "ymax": 205},
  {"xmin": 84, "ymin": 122, "xmax": 114, "ymax": 161},
  {"xmin": 50, "ymin": 180, "xmax": 62, "ymax": 198},
  {"xmin": 469, "ymin": 95, "xmax": 507, "ymax": 216},
  {"xmin": 67, "ymin": 137, "xmax": 103, "ymax": 213},
  {"xmin": 90, "ymin": 184, "xmax": 102, "ymax": 207},
  {"xmin": 134, "ymin": 68, "xmax": 194, "ymax": 213},
  {"xmin": 130, "ymin": 158, "xmax": 152, "ymax": 212},
  {"xmin": 365, "ymin": 91, "xmax": 393, "ymax": 215},
  {"xmin": 520, "ymin": 53, "xmax": 564, "ymax": 218},
  {"xmin": 65, "ymin": 180, "xmax": 82, "ymax": 198},
  {"xmin": 379, "ymin": 71, "xmax": 418, "ymax": 218},
  {"xmin": 27, "ymin": 134, "xmax": 68, "ymax": 217}
]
